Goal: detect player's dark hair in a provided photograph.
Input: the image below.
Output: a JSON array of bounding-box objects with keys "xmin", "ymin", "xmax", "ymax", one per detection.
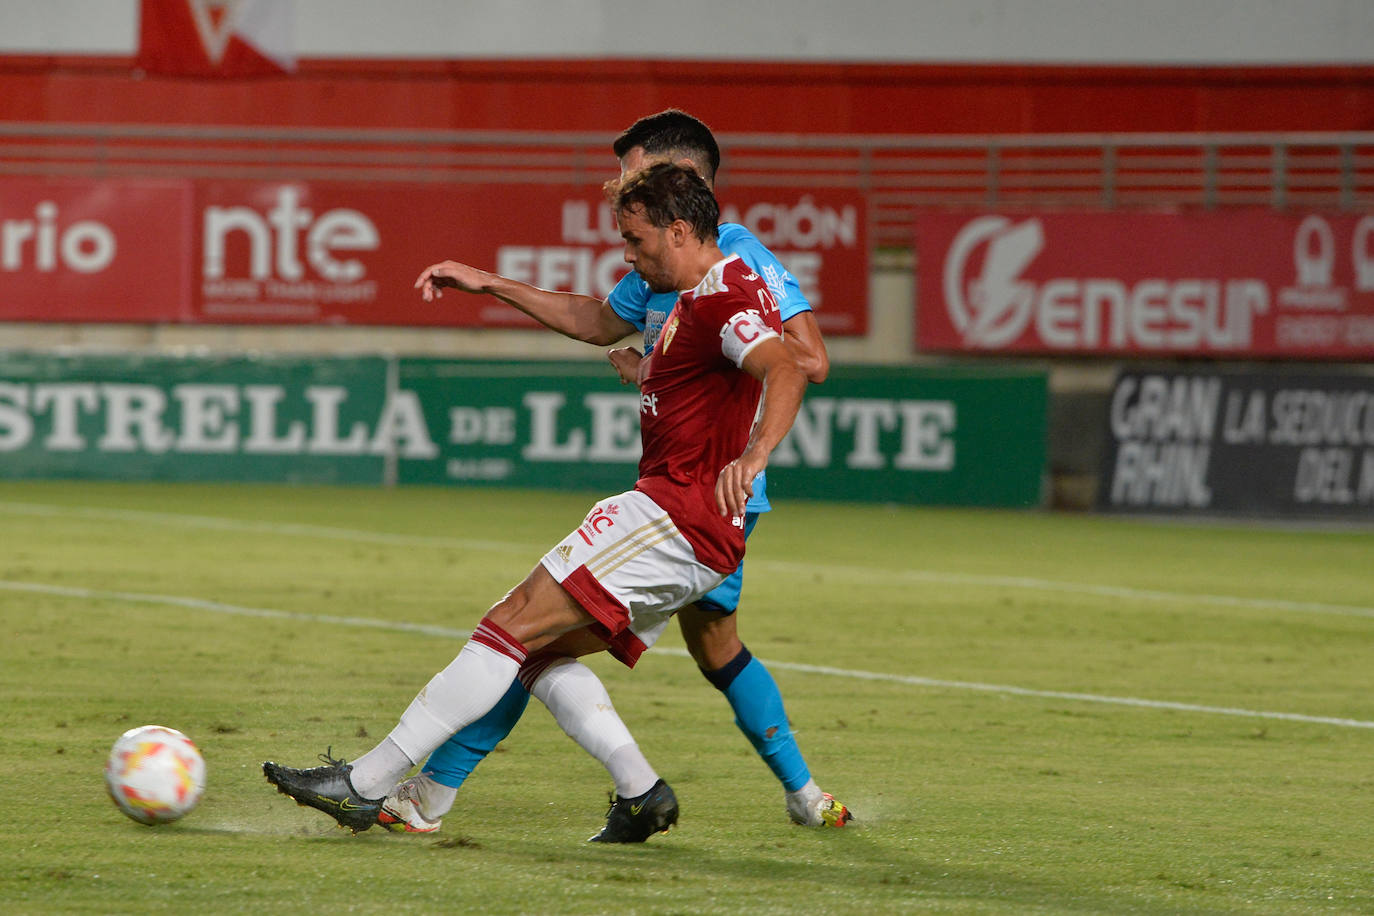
[
  {"xmin": 614, "ymin": 162, "xmax": 719, "ymax": 243},
  {"xmin": 612, "ymin": 109, "xmax": 721, "ymax": 181}
]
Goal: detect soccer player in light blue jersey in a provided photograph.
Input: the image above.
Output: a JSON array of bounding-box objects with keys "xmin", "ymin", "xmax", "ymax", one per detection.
[{"xmin": 392, "ymin": 110, "xmax": 849, "ymax": 838}]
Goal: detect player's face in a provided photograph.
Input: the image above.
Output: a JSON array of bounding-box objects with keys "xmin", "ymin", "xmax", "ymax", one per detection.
[{"xmin": 618, "ymin": 205, "xmax": 678, "ymax": 293}]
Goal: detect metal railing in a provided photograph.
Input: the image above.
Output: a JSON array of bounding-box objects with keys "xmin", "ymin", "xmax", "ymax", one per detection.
[{"xmin": 2, "ymin": 122, "xmax": 1371, "ymax": 247}]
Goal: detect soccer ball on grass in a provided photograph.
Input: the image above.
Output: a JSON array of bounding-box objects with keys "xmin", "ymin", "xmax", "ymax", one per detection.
[{"xmin": 104, "ymin": 725, "xmax": 206, "ymax": 825}]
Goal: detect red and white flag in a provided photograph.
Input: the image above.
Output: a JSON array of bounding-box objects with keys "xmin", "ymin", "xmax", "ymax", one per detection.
[{"xmin": 138, "ymin": 0, "xmax": 297, "ymax": 77}]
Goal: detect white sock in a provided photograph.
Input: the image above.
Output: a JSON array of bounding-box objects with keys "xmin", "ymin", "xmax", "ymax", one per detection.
[
  {"xmin": 404, "ymin": 774, "xmax": 458, "ymax": 821},
  {"xmin": 531, "ymin": 658, "xmax": 659, "ymax": 798},
  {"xmin": 785, "ymin": 778, "xmax": 825, "ymax": 825},
  {"xmin": 347, "ymin": 737, "xmax": 414, "ymax": 799},
  {"xmin": 603, "ymin": 744, "xmax": 660, "ymax": 800},
  {"xmin": 362, "ymin": 640, "xmax": 520, "ymax": 797}
]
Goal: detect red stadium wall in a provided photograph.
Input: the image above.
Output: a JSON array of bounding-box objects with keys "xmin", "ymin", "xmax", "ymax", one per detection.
[{"xmin": 3, "ymin": 56, "xmax": 1374, "ymax": 134}]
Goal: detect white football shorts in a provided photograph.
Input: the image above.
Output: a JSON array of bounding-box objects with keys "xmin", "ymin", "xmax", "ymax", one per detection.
[{"xmin": 540, "ymin": 489, "xmax": 725, "ymax": 667}]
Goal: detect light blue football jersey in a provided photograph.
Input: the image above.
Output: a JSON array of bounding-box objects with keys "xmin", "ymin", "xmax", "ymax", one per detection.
[{"xmin": 607, "ymin": 222, "xmax": 814, "ymax": 514}]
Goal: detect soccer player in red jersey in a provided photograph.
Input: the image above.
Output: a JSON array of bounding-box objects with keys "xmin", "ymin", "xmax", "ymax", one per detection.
[
  {"xmin": 264, "ymin": 162, "xmax": 809, "ymax": 841},
  {"xmin": 400, "ymin": 111, "xmax": 848, "ymax": 837}
]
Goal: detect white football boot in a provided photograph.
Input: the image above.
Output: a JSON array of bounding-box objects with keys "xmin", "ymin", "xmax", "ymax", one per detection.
[
  {"xmin": 785, "ymin": 780, "xmax": 854, "ymax": 827},
  {"xmin": 376, "ymin": 776, "xmax": 448, "ymax": 834}
]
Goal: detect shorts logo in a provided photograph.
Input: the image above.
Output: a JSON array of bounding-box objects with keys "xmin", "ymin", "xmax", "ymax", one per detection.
[
  {"xmin": 576, "ymin": 504, "xmax": 619, "ymax": 546},
  {"xmin": 555, "ymin": 544, "xmax": 574, "ymax": 562}
]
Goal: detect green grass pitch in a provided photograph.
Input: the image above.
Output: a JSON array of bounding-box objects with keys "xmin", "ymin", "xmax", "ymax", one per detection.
[{"xmin": 2, "ymin": 480, "xmax": 1372, "ymax": 914}]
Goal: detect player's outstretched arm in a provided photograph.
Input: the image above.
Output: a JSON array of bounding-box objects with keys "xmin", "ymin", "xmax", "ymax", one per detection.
[
  {"xmin": 715, "ymin": 337, "xmax": 806, "ymax": 517},
  {"xmin": 414, "ymin": 260, "xmax": 637, "ymax": 345},
  {"xmin": 782, "ymin": 310, "xmax": 830, "ymax": 384}
]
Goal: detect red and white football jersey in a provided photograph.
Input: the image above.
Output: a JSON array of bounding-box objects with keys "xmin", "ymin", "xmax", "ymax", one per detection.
[{"xmin": 634, "ymin": 255, "xmax": 783, "ymax": 573}]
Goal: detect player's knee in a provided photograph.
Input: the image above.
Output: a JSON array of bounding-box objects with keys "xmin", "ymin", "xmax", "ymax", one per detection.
[
  {"xmin": 483, "ymin": 567, "xmax": 587, "ymax": 652},
  {"xmin": 698, "ymin": 637, "xmax": 743, "ymax": 672},
  {"xmin": 699, "ymin": 643, "xmax": 753, "ymax": 691},
  {"xmin": 681, "ymin": 607, "xmax": 741, "ymax": 670}
]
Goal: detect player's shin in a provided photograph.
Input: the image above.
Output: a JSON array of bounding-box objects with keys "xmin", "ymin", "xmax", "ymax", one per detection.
[
  {"xmin": 360, "ymin": 628, "xmax": 527, "ymax": 798},
  {"xmin": 529, "ymin": 655, "xmax": 659, "ymax": 798},
  {"xmin": 705, "ymin": 646, "xmax": 811, "ymax": 791},
  {"xmin": 423, "ymin": 678, "xmax": 533, "ymax": 790}
]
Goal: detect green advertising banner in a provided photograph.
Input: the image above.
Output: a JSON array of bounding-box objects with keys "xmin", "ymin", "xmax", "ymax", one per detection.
[
  {"xmin": 766, "ymin": 366, "xmax": 1047, "ymax": 507},
  {"xmin": 0, "ymin": 352, "xmax": 389, "ymax": 484},
  {"xmin": 397, "ymin": 361, "xmax": 1047, "ymax": 507},
  {"xmin": 0, "ymin": 353, "xmax": 1047, "ymax": 507},
  {"xmin": 395, "ymin": 359, "xmax": 641, "ymax": 492}
]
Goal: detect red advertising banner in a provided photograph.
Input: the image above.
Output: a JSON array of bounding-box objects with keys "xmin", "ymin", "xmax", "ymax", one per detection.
[
  {"xmin": 4, "ymin": 178, "xmax": 866, "ymax": 334},
  {"xmin": 0, "ymin": 178, "xmax": 193, "ymax": 322},
  {"xmin": 916, "ymin": 211, "xmax": 1374, "ymax": 358},
  {"xmin": 194, "ymin": 181, "xmax": 866, "ymax": 333}
]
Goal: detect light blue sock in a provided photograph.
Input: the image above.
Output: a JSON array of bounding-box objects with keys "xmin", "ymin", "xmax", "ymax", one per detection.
[
  {"xmin": 421, "ymin": 678, "xmax": 531, "ymax": 789},
  {"xmin": 705, "ymin": 646, "xmax": 811, "ymax": 792}
]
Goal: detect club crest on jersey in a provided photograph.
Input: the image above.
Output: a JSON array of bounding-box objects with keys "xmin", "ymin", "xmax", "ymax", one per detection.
[{"xmin": 660, "ymin": 314, "xmax": 680, "ymax": 354}]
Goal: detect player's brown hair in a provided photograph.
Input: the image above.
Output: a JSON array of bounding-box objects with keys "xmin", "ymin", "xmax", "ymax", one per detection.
[{"xmin": 613, "ymin": 162, "xmax": 719, "ymax": 243}]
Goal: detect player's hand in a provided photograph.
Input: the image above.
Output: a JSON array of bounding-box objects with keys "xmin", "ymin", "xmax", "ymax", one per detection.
[
  {"xmin": 414, "ymin": 260, "xmax": 490, "ymax": 302},
  {"xmin": 715, "ymin": 453, "xmax": 762, "ymax": 518},
  {"xmin": 607, "ymin": 347, "xmax": 643, "ymax": 386}
]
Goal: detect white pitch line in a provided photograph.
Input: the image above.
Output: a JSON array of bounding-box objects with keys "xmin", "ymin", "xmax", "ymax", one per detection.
[
  {"xmin": 0, "ymin": 579, "xmax": 474, "ymax": 640},
  {"xmin": 0, "ymin": 501, "xmax": 531, "ymax": 554},
  {"xmin": 4, "ymin": 577, "xmax": 1373, "ymax": 732},
  {"xmin": 2, "ymin": 500, "xmax": 1372, "ymax": 621},
  {"xmin": 761, "ymin": 659, "xmax": 1374, "ymax": 731},
  {"xmin": 756, "ymin": 561, "xmax": 1374, "ymax": 621}
]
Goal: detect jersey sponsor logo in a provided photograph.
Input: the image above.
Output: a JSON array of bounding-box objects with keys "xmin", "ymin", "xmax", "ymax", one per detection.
[
  {"xmin": 643, "ymin": 307, "xmax": 669, "ymax": 351},
  {"xmin": 639, "ymin": 391, "xmax": 660, "ymax": 417}
]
